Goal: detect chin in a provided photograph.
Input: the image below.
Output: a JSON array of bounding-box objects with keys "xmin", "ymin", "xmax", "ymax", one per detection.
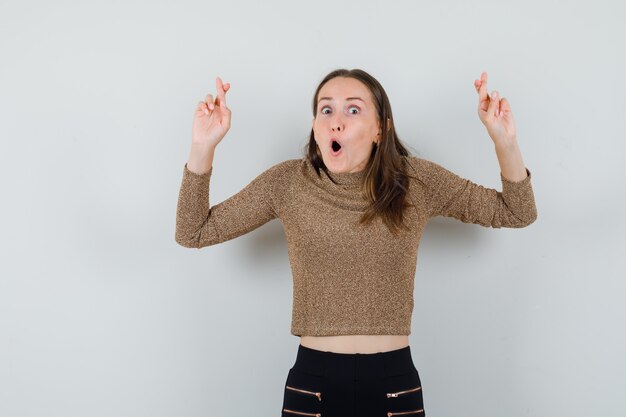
[{"xmin": 324, "ymin": 158, "xmax": 346, "ymax": 171}]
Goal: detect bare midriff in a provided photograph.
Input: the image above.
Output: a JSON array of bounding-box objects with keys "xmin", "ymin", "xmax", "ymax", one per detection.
[{"xmin": 299, "ymin": 335, "xmax": 409, "ymax": 354}]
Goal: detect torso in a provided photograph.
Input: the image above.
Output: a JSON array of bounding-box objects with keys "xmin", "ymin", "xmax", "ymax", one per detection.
[{"xmin": 300, "ymin": 335, "xmax": 409, "ymax": 354}]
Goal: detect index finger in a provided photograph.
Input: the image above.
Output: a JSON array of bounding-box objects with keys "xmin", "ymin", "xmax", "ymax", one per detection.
[
  {"xmin": 477, "ymin": 71, "xmax": 489, "ymax": 101},
  {"xmin": 216, "ymin": 76, "xmax": 227, "ymax": 107}
]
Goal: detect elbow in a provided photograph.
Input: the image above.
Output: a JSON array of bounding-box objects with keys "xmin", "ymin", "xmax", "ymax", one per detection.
[
  {"xmin": 175, "ymin": 228, "xmax": 223, "ymax": 248},
  {"xmin": 493, "ymin": 207, "xmax": 537, "ymax": 229},
  {"xmin": 521, "ymin": 204, "xmax": 538, "ymax": 227},
  {"xmin": 522, "ymin": 210, "xmax": 538, "ymax": 227},
  {"xmin": 512, "ymin": 207, "xmax": 538, "ymax": 228},
  {"xmin": 175, "ymin": 216, "xmax": 223, "ymax": 248},
  {"xmin": 175, "ymin": 229, "xmax": 202, "ymax": 249},
  {"xmin": 175, "ymin": 235, "xmax": 199, "ymax": 248}
]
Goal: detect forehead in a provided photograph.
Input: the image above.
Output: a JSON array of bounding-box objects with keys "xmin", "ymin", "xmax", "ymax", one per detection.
[{"xmin": 318, "ymin": 77, "xmax": 372, "ymax": 103}]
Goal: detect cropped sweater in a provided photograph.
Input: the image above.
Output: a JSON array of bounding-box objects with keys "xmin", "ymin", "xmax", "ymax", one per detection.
[{"xmin": 175, "ymin": 155, "xmax": 537, "ymax": 336}]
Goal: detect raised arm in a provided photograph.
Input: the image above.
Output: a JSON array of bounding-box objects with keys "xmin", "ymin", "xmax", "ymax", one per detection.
[
  {"xmin": 408, "ymin": 156, "xmax": 537, "ymax": 228},
  {"xmin": 405, "ymin": 71, "xmax": 536, "ymax": 228},
  {"xmin": 175, "ymin": 75, "xmax": 288, "ymax": 248},
  {"xmin": 175, "ymin": 160, "xmax": 288, "ymax": 248}
]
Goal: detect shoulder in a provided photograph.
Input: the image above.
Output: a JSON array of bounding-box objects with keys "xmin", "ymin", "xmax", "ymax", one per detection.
[
  {"xmin": 260, "ymin": 158, "xmax": 305, "ymax": 192},
  {"xmin": 259, "ymin": 157, "xmax": 303, "ymax": 178},
  {"xmin": 402, "ymin": 154, "xmax": 452, "ymax": 180},
  {"xmin": 270, "ymin": 157, "xmax": 303, "ymax": 169},
  {"xmin": 271, "ymin": 157, "xmax": 321, "ymax": 180},
  {"xmin": 401, "ymin": 155, "xmax": 462, "ymax": 197}
]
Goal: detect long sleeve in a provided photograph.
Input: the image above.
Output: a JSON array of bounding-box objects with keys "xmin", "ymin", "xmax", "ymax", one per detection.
[
  {"xmin": 175, "ymin": 160, "xmax": 287, "ymax": 248},
  {"xmin": 408, "ymin": 156, "xmax": 538, "ymax": 228}
]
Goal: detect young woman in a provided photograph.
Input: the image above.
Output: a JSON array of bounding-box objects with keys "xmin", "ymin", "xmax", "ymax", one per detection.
[{"xmin": 176, "ymin": 69, "xmax": 537, "ymax": 417}]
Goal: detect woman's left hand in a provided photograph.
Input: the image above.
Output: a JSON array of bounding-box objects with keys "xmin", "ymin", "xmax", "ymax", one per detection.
[{"xmin": 475, "ymin": 71, "xmax": 517, "ymax": 146}]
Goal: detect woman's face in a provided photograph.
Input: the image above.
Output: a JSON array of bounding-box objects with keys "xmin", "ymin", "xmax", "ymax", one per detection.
[{"xmin": 312, "ymin": 77, "xmax": 381, "ymax": 173}]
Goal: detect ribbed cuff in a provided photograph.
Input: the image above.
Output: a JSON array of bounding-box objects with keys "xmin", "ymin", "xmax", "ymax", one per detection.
[
  {"xmin": 500, "ymin": 167, "xmax": 532, "ymax": 186},
  {"xmin": 183, "ymin": 162, "xmax": 212, "ymax": 178}
]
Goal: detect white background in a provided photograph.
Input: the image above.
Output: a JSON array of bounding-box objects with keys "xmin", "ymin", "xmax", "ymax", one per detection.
[{"xmin": 1, "ymin": 0, "xmax": 624, "ymax": 416}]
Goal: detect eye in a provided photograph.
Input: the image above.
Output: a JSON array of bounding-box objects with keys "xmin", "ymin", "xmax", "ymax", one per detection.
[{"xmin": 319, "ymin": 105, "xmax": 361, "ymax": 115}]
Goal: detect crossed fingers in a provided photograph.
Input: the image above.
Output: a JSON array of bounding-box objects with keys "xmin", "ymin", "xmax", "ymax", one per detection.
[
  {"xmin": 202, "ymin": 77, "xmax": 230, "ymax": 114},
  {"xmin": 474, "ymin": 71, "xmax": 505, "ymax": 117}
]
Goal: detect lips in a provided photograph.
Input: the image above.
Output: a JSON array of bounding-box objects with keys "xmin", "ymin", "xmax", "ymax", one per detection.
[
  {"xmin": 328, "ymin": 138, "xmax": 341, "ymax": 157},
  {"xmin": 329, "ymin": 137, "xmax": 343, "ymax": 151}
]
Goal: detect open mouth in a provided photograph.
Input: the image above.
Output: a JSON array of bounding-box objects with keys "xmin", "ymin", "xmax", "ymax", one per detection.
[{"xmin": 330, "ymin": 139, "xmax": 342, "ymax": 155}]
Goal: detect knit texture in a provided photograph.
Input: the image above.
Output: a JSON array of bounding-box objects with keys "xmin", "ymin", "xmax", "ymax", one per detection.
[{"xmin": 175, "ymin": 155, "xmax": 537, "ymax": 336}]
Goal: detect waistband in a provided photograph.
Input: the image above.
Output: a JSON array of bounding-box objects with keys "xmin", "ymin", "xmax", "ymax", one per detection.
[{"xmin": 292, "ymin": 344, "xmax": 417, "ymax": 379}]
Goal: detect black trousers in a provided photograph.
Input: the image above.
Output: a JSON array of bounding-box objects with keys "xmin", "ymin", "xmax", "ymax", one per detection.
[{"xmin": 281, "ymin": 344, "xmax": 426, "ymax": 417}]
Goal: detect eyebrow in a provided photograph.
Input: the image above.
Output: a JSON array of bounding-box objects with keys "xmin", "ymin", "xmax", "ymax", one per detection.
[{"xmin": 318, "ymin": 97, "xmax": 365, "ymax": 103}]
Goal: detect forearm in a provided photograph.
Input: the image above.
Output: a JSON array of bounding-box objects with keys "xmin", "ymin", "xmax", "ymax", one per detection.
[
  {"xmin": 187, "ymin": 143, "xmax": 216, "ymax": 175},
  {"xmin": 494, "ymin": 138, "xmax": 528, "ymax": 182}
]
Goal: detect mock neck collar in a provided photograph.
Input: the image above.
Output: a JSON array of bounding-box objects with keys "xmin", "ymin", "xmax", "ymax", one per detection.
[{"xmin": 325, "ymin": 167, "xmax": 365, "ymax": 187}]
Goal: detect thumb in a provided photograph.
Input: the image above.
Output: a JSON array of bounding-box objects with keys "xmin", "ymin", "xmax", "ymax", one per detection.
[{"xmin": 499, "ymin": 97, "xmax": 511, "ymax": 113}]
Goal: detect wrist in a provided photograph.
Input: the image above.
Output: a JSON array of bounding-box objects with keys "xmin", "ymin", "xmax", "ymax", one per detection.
[
  {"xmin": 494, "ymin": 136, "xmax": 518, "ymax": 152},
  {"xmin": 187, "ymin": 144, "xmax": 215, "ymax": 175},
  {"xmin": 190, "ymin": 140, "xmax": 216, "ymax": 154}
]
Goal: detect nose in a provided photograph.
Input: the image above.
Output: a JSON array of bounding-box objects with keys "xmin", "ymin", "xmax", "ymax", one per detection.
[{"xmin": 330, "ymin": 114, "xmax": 344, "ymax": 132}]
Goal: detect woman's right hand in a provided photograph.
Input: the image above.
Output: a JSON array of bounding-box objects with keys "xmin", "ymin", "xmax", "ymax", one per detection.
[{"xmin": 192, "ymin": 76, "xmax": 231, "ymax": 149}]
